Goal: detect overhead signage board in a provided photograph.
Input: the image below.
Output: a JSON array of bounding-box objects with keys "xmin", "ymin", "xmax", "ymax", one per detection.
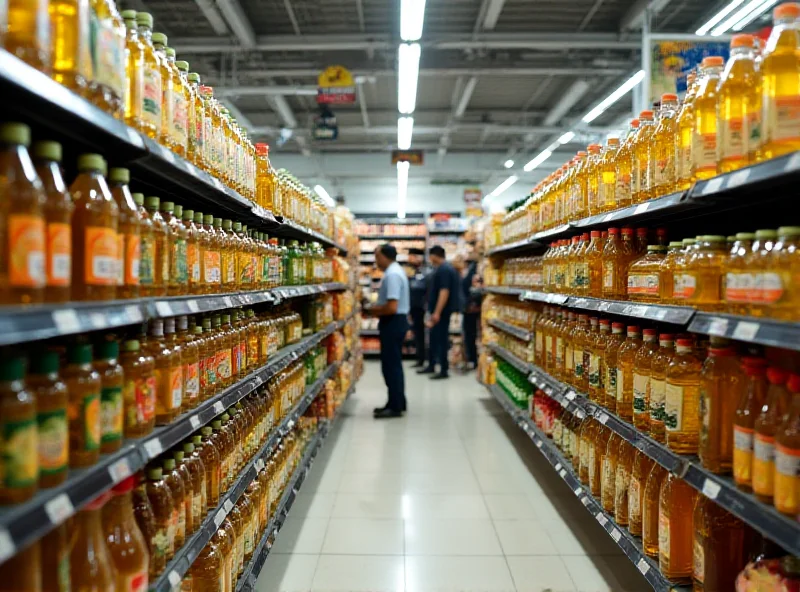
[
  {"xmin": 317, "ymin": 66, "xmax": 357, "ymax": 104},
  {"xmin": 649, "ymin": 40, "xmax": 730, "ymax": 102},
  {"xmin": 391, "ymin": 150, "xmax": 424, "ymax": 165}
]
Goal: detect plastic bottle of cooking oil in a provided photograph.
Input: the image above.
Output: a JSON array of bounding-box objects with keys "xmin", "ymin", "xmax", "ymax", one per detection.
[
  {"xmin": 614, "ymin": 120, "xmax": 638, "ymax": 210},
  {"xmin": 746, "ymin": 229, "xmax": 778, "ymax": 317},
  {"xmin": 585, "ymin": 144, "xmax": 602, "ymax": 216},
  {"xmin": 599, "ymin": 138, "xmax": 619, "ymax": 212},
  {"xmin": 173, "ymin": 59, "xmax": 191, "ymax": 158},
  {"xmin": 135, "ymin": 13, "xmax": 161, "ymax": 140},
  {"xmin": 650, "ymin": 94, "xmax": 679, "ymax": 196},
  {"xmin": 753, "ymin": 367, "xmax": 791, "ymax": 504},
  {"xmin": 603, "ymin": 322, "xmax": 625, "ymax": 413},
  {"xmin": 693, "ymin": 56, "xmax": 724, "ymax": 180},
  {"xmin": 633, "ymin": 110, "xmax": 656, "ymax": 203},
  {"xmin": 765, "ymin": 226, "xmax": 800, "ymax": 321},
  {"xmin": 658, "ymin": 241, "xmax": 683, "ymax": 303},
  {"xmin": 659, "ymin": 472, "xmax": 697, "ymax": 583},
  {"xmin": 633, "ymin": 328, "xmax": 658, "ymax": 431},
  {"xmin": 121, "ymin": 11, "xmax": 144, "ymax": 131},
  {"xmin": 49, "ymin": 0, "xmax": 90, "ymax": 93},
  {"xmin": 761, "ymin": 3, "xmax": 800, "ymax": 160},
  {"xmin": 616, "ymin": 325, "xmax": 642, "ymax": 422},
  {"xmin": 601, "ymin": 228, "xmax": 627, "ymax": 299},
  {"xmin": 665, "ymin": 338, "xmax": 702, "ymax": 455},
  {"xmin": 89, "ymin": 0, "xmax": 126, "ymax": 119},
  {"xmin": 724, "ymin": 232, "xmax": 756, "ymax": 315},
  {"xmin": 683, "ymin": 235, "xmax": 728, "ymax": 312},
  {"xmin": 676, "ymin": 72, "xmax": 698, "ymax": 191},
  {"xmin": 5, "ymin": 0, "xmax": 51, "ymax": 72},
  {"xmin": 627, "ymin": 245, "xmax": 666, "ymax": 302},
  {"xmin": 151, "ymin": 33, "xmax": 173, "ymax": 149},
  {"xmin": 649, "ymin": 333, "xmax": 675, "ymax": 443},
  {"xmin": 670, "ymin": 238, "xmax": 697, "ymax": 305},
  {"xmin": 718, "ymin": 34, "xmax": 761, "ymax": 173},
  {"xmin": 643, "ymin": 463, "xmax": 668, "ymax": 557},
  {"xmin": 187, "ymin": 73, "xmax": 204, "ymax": 167}
]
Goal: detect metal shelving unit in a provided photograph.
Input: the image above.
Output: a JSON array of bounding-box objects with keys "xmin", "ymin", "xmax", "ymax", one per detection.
[{"xmin": 487, "ymin": 318, "xmax": 532, "ymax": 342}]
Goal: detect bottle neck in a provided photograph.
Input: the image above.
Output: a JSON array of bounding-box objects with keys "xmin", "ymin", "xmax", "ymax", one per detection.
[
  {"xmin": 138, "ymin": 26, "xmax": 152, "ymax": 42},
  {"xmin": 106, "ymin": 491, "xmax": 135, "ymax": 520}
]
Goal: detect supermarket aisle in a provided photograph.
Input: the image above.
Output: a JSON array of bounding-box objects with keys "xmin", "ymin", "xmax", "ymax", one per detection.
[{"xmin": 256, "ymin": 361, "xmax": 649, "ymax": 592}]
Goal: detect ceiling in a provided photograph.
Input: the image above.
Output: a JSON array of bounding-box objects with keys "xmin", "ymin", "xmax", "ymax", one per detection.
[{"xmin": 130, "ymin": 0, "xmax": 763, "ymax": 208}]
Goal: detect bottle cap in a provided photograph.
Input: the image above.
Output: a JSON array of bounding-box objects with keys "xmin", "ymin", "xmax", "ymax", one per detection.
[
  {"xmin": 194, "ymin": 325, "xmax": 203, "ymax": 335},
  {"xmin": 122, "ymin": 339, "xmax": 140, "ymax": 352},
  {"xmin": 233, "ymin": 221, "xmax": 243, "ymax": 231},
  {"xmin": 121, "ymin": 9, "xmax": 137, "ymax": 20},
  {"xmin": 192, "ymin": 435, "xmax": 202, "ymax": 445},
  {"xmin": 211, "ymin": 419, "xmax": 222, "ymax": 429},
  {"xmin": 767, "ymin": 367, "xmax": 789, "ymax": 385},
  {"xmin": 28, "ymin": 350, "xmax": 59, "ymax": 375},
  {"xmin": 161, "ymin": 201, "xmax": 175, "ymax": 213},
  {"xmin": 201, "ymin": 426, "xmax": 213, "ymax": 436},
  {"xmin": 775, "ymin": 3, "xmax": 800, "ymax": 20},
  {"xmin": 145, "ymin": 196, "xmax": 161, "ymax": 209},
  {"xmin": 188, "ymin": 73, "xmax": 200, "ymax": 83},
  {"xmin": 77, "ymin": 153, "xmax": 105, "ymax": 172},
  {"xmin": 622, "ymin": 227, "xmax": 634, "ymax": 235},
  {"xmin": 659, "ymin": 333, "xmax": 674, "ymax": 341},
  {"xmin": 256, "ymin": 143, "xmax": 269, "ymax": 156},
  {"xmin": 607, "ymin": 227, "xmax": 619, "ymax": 235},
  {"xmin": 95, "ymin": 339, "xmax": 119, "ymax": 360},
  {"xmin": 702, "ymin": 56, "xmax": 725, "ymax": 67},
  {"xmin": 152, "ymin": 32, "xmax": 168, "ymax": 46},
  {"xmin": 0, "ymin": 356, "xmax": 25, "ymax": 381},
  {"xmin": 111, "ymin": 476, "xmax": 136, "ymax": 494},
  {"xmin": 223, "ymin": 219, "xmax": 232, "ymax": 230},
  {"xmin": 735, "ymin": 232, "xmax": 756, "ymax": 240},
  {"xmin": 701, "ymin": 235, "xmax": 726, "ymax": 242},
  {"xmin": 108, "ymin": 167, "xmax": 130, "ymax": 183},
  {"xmin": 204, "ymin": 214, "xmax": 214, "ymax": 225},
  {"xmin": 174, "ymin": 450, "xmax": 185, "ymax": 462},
  {"xmin": 682, "ymin": 238, "xmax": 696, "ymax": 246},
  {"xmin": 590, "ymin": 230, "xmax": 601, "ymax": 238},
  {"xmin": 132, "ymin": 193, "xmax": 145, "ymax": 206},
  {"xmin": 135, "ymin": 12, "xmax": 153, "ymax": 27},
  {"xmin": 675, "ymin": 338, "xmax": 693, "ymax": 347},
  {"xmin": 731, "ymin": 34, "xmax": 755, "ymax": 48},
  {"xmin": 31, "ymin": 140, "xmax": 62, "ymax": 162},
  {"xmin": 176, "ymin": 60, "xmax": 189, "ymax": 72},
  {"xmin": 182, "ymin": 208, "xmax": 194, "ymax": 221},
  {"xmin": 165, "ymin": 47, "xmax": 176, "ymax": 58},
  {"xmin": 147, "ymin": 467, "xmax": 163, "ymax": 480},
  {"xmin": 639, "ymin": 110, "xmax": 654, "ymax": 120},
  {"xmin": 755, "ymin": 229, "xmax": 777, "ymax": 240},
  {"xmin": 67, "ymin": 343, "xmax": 93, "ymax": 365},
  {"xmin": 195, "ymin": 212, "xmax": 204, "ymax": 224},
  {"xmin": 778, "ymin": 226, "xmax": 800, "ymax": 237},
  {"xmin": 174, "ymin": 204, "xmax": 183, "ymax": 218},
  {"xmin": 789, "ymin": 374, "xmax": 800, "ymax": 393},
  {"xmin": 661, "ymin": 93, "xmax": 678, "ymax": 101},
  {"xmin": 643, "ymin": 328, "xmax": 657, "ymax": 336},
  {"xmin": 163, "ymin": 458, "xmax": 176, "ymax": 470},
  {"xmin": 183, "ymin": 442, "xmax": 195, "ymax": 453},
  {"xmin": 627, "ymin": 325, "xmax": 640, "ymax": 334}
]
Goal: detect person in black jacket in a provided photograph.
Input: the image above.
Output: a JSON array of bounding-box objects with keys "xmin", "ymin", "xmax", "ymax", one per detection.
[
  {"xmin": 461, "ymin": 252, "xmax": 482, "ymax": 370},
  {"xmin": 407, "ymin": 248, "xmax": 431, "ymax": 368},
  {"xmin": 417, "ymin": 245, "xmax": 459, "ymax": 380}
]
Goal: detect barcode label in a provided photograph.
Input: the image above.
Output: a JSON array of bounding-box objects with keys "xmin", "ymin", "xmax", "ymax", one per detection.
[
  {"xmin": 633, "ymin": 202, "xmax": 650, "ymax": 215},
  {"xmin": 0, "ymin": 530, "xmax": 14, "ymax": 562},
  {"xmin": 595, "ymin": 512, "xmax": 608, "ymax": 526},
  {"xmin": 45, "ymin": 493, "xmax": 74, "ymax": 525},
  {"xmin": 637, "ymin": 558, "xmax": 650, "ymax": 575},
  {"xmin": 52, "ymin": 309, "xmax": 80, "ymax": 333},
  {"xmin": 213, "ymin": 401, "xmax": 224, "ymax": 414},
  {"xmin": 610, "ymin": 528, "xmax": 621, "ymax": 542},
  {"xmin": 108, "ymin": 458, "xmax": 131, "ymax": 482},
  {"xmin": 728, "ymin": 169, "xmax": 750, "ymax": 187},
  {"xmin": 214, "ymin": 508, "xmax": 227, "ymax": 527},
  {"xmin": 190, "ymin": 415, "xmax": 200, "ymax": 429},
  {"xmin": 701, "ymin": 177, "xmax": 724, "ymax": 195},
  {"xmin": 155, "ymin": 301, "xmax": 172, "ymax": 316},
  {"xmin": 144, "ymin": 438, "xmax": 163, "ymax": 459},
  {"xmin": 733, "ymin": 321, "xmax": 759, "ymax": 341},
  {"xmin": 702, "ymin": 478, "xmax": 721, "ymax": 500}
]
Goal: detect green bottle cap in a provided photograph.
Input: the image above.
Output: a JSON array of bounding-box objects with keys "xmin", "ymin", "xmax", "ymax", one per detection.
[
  {"xmin": 135, "ymin": 12, "xmax": 153, "ymax": 27},
  {"xmin": 201, "ymin": 426, "xmax": 212, "ymax": 436},
  {"xmin": 222, "ymin": 314, "xmax": 231, "ymax": 323},
  {"xmin": 174, "ymin": 204, "xmax": 183, "ymax": 218},
  {"xmin": 192, "ymin": 434, "xmax": 203, "ymax": 444},
  {"xmin": 682, "ymin": 238, "xmax": 696, "ymax": 246},
  {"xmin": 176, "ymin": 60, "xmax": 189, "ymax": 72},
  {"xmin": 778, "ymin": 226, "xmax": 800, "ymax": 237},
  {"xmin": 246, "ymin": 309, "xmax": 255, "ymax": 318},
  {"xmin": 161, "ymin": 201, "xmax": 175, "ymax": 213},
  {"xmin": 702, "ymin": 235, "xmax": 726, "ymax": 242},
  {"xmin": 31, "ymin": 140, "xmax": 62, "ymax": 162},
  {"xmin": 195, "ymin": 212, "xmax": 204, "ymax": 224},
  {"xmin": 193, "ymin": 325, "xmax": 203, "ymax": 335},
  {"xmin": 152, "ymin": 32, "xmax": 168, "ymax": 46},
  {"xmin": 67, "ymin": 343, "xmax": 93, "ymax": 365},
  {"xmin": 213, "ymin": 217, "xmax": 222, "ymax": 227},
  {"xmin": 29, "ymin": 350, "xmax": 59, "ymax": 375},
  {"xmin": 145, "ymin": 196, "xmax": 161, "ymax": 210},
  {"xmin": 202, "ymin": 317, "xmax": 211, "ymax": 329},
  {"xmin": 735, "ymin": 232, "xmax": 756, "ymax": 240},
  {"xmin": 221, "ymin": 219, "xmax": 230, "ymax": 230},
  {"xmin": 233, "ymin": 221, "xmax": 242, "ymax": 232},
  {"xmin": 163, "ymin": 458, "xmax": 176, "ymax": 470},
  {"xmin": 174, "ymin": 450, "xmax": 185, "ymax": 462},
  {"xmin": 183, "ymin": 442, "xmax": 195, "ymax": 453},
  {"xmin": 98, "ymin": 158, "xmax": 108, "ymax": 177},
  {"xmin": 221, "ymin": 413, "xmax": 230, "ymax": 421},
  {"xmin": 242, "ymin": 225, "xmax": 248, "ymax": 233},
  {"xmin": 182, "ymin": 209, "xmax": 194, "ymax": 221},
  {"xmin": 212, "ymin": 315, "xmax": 221, "ymax": 327},
  {"xmin": 96, "ymin": 339, "xmax": 119, "ymax": 360},
  {"xmin": 211, "ymin": 419, "xmax": 222, "ymax": 430},
  {"xmin": 188, "ymin": 73, "xmax": 200, "ymax": 83},
  {"xmin": 77, "ymin": 153, "xmax": 105, "ymax": 172},
  {"xmin": 0, "ymin": 356, "xmax": 25, "ymax": 381},
  {"xmin": 203, "ymin": 214, "xmax": 214, "ymax": 225},
  {"xmin": 121, "ymin": 9, "xmax": 136, "ymax": 20},
  {"xmin": 122, "ymin": 339, "xmax": 140, "ymax": 352},
  {"xmin": 147, "ymin": 467, "xmax": 163, "ymax": 480},
  {"xmin": 165, "ymin": 47, "xmax": 176, "ymax": 59},
  {"xmin": 755, "ymin": 229, "xmax": 777, "ymax": 240},
  {"xmin": 108, "ymin": 167, "xmax": 130, "ymax": 183},
  {"xmin": 0, "ymin": 123, "xmax": 31, "ymax": 146},
  {"xmin": 132, "ymin": 193, "xmax": 145, "ymax": 206}
]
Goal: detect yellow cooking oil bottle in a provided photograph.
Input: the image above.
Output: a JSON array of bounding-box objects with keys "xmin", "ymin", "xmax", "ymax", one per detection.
[
  {"xmin": 761, "ymin": 3, "xmax": 800, "ymax": 160},
  {"xmin": 49, "ymin": 0, "xmax": 90, "ymax": 94},
  {"xmin": 151, "ymin": 33, "xmax": 174, "ymax": 149},
  {"xmin": 121, "ymin": 11, "xmax": 144, "ymax": 131},
  {"xmin": 599, "ymin": 138, "xmax": 619, "ymax": 212},
  {"xmin": 5, "ymin": 0, "xmax": 51, "ymax": 72},
  {"xmin": 187, "ymin": 72, "xmax": 205, "ymax": 168},
  {"xmin": 676, "ymin": 72, "xmax": 698, "ymax": 191},
  {"xmin": 633, "ymin": 110, "xmax": 656, "ymax": 203},
  {"xmin": 718, "ymin": 34, "xmax": 761, "ymax": 173},
  {"xmin": 89, "ymin": 0, "xmax": 126, "ymax": 119},
  {"xmin": 693, "ymin": 56, "xmax": 724, "ymax": 180},
  {"xmin": 173, "ymin": 59, "xmax": 191, "ymax": 158},
  {"xmin": 665, "ymin": 338, "xmax": 702, "ymax": 455},
  {"xmin": 585, "ymin": 144, "xmax": 602, "ymax": 216},
  {"xmin": 650, "ymin": 93, "xmax": 679, "ymax": 196},
  {"xmin": 164, "ymin": 47, "xmax": 184, "ymax": 153},
  {"xmin": 135, "ymin": 13, "xmax": 161, "ymax": 140},
  {"xmin": 615, "ymin": 120, "xmax": 638, "ymax": 209}
]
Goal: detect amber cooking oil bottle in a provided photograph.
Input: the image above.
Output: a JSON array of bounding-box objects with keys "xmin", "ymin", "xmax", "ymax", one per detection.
[
  {"xmin": 121, "ymin": 11, "xmax": 144, "ymax": 131},
  {"xmin": 633, "ymin": 110, "xmax": 655, "ymax": 203},
  {"xmin": 665, "ymin": 338, "xmax": 702, "ymax": 455},
  {"xmin": 650, "ymin": 93, "xmax": 679, "ymax": 197},
  {"xmin": 151, "ymin": 32, "xmax": 174, "ymax": 149},
  {"xmin": 675, "ymin": 72, "xmax": 698, "ymax": 191},
  {"xmin": 659, "ymin": 473, "xmax": 697, "ymax": 583},
  {"xmin": 693, "ymin": 56, "xmax": 724, "ymax": 180},
  {"xmin": 614, "ymin": 120, "xmax": 638, "ymax": 209},
  {"xmin": 49, "ymin": 0, "xmax": 90, "ymax": 94},
  {"xmin": 135, "ymin": 12, "xmax": 161, "ymax": 139},
  {"xmin": 599, "ymin": 138, "xmax": 619, "ymax": 212}
]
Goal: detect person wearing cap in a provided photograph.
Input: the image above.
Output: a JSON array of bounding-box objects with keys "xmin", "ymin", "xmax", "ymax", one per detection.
[
  {"xmin": 365, "ymin": 244, "xmax": 410, "ymax": 418},
  {"xmin": 407, "ymin": 247, "xmax": 432, "ymax": 368}
]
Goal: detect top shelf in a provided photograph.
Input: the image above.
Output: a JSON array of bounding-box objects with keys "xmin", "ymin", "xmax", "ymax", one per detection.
[
  {"xmin": 0, "ymin": 50, "xmax": 345, "ymax": 253},
  {"xmin": 356, "ymin": 234, "xmax": 427, "ymax": 240},
  {"xmin": 487, "ymin": 151, "xmax": 800, "ymax": 257}
]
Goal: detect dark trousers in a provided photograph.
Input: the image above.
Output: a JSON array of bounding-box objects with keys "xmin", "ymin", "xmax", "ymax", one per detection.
[
  {"xmin": 410, "ymin": 308, "xmax": 426, "ymax": 363},
  {"xmin": 429, "ymin": 311, "xmax": 452, "ymax": 375},
  {"xmin": 379, "ymin": 314, "xmax": 409, "ymax": 411},
  {"xmin": 463, "ymin": 312, "xmax": 479, "ymax": 365}
]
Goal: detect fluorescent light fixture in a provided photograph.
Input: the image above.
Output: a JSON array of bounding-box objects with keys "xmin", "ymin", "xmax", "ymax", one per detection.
[
  {"xmin": 398, "ymin": 43, "xmax": 421, "ymax": 114},
  {"xmin": 523, "ymin": 149, "xmax": 553, "ymax": 172},
  {"xmin": 397, "ymin": 161, "xmax": 409, "ymax": 218},
  {"xmin": 487, "ymin": 175, "xmax": 519, "ymax": 199},
  {"xmin": 398, "ymin": 116, "xmax": 414, "ymax": 149},
  {"xmin": 696, "ymin": 0, "xmax": 746, "ymax": 34},
  {"xmin": 711, "ymin": 0, "xmax": 770, "ymax": 34},
  {"xmin": 313, "ymin": 184, "xmax": 335, "ymax": 207},
  {"xmin": 400, "ymin": 0, "xmax": 426, "ymax": 41},
  {"xmin": 557, "ymin": 131, "xmax": 576, "ymax": 145},
  {"xmin": 732, "ymin": 0, "xmax": 779, "ymax": 30},
  {"xmin": 504, "ymin": 159, "xmax": 514, "ymax": 169},
  {"xmin": 582, "ymin": 70, "xmax": 645, "ymax": 123}
]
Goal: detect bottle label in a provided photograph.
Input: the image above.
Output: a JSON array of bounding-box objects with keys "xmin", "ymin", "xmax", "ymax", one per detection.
[
  {"xmin": 693, "ymin": 535, "xmax": 704, "ymax": 584},
  {"xmin": 188, "ymin": 242, "xmax": 200, "ymax": 283},
  {"xmin": 602, "ymin": 265, "xmax": 614, "ymax": 290},
  {"xmin": 747, "ymin": 110, "xmax": 762, "ymax": 152},
  {"xmin": 719, "ymin": 116, "xmax": 745, "ymax": 160},
  {"xmin": 649, "ymin": 378, "xmax": 666, "ymax": 427},
  {"xmin": 69, "ymin": 392, "xmax": 101, "ymax": 452},
  {"xmin": 217, "ymin": 349, "xmax": 232, "ymax": 380},
  {"xmin": 204, "ymin": 250, "xmax": 221, "ymax": 284},
  {"xmin": 170, "ymin": 367, "xmax": 183, "ymax": 409},
  {"xmin": 172, "ymin": 238, "xmax": 188, "ymax": 285},
  {"xmin": 588, "ymin": 353, "xmax": 601, "ymax": 388},
  {"xmin": 2, "ymin": 417, "xmax": 37, "ymax": 489},
  {"xmin": 46, "ymin": 222, "xmax": 71, "ymax": 287},
  {"xmin": 100, "ymin": 385, "xmax": 123, "ymax": 444},
  {"xmin": 664, "ymin": 382, "xmax": 684, "ymax": 432},
  {"xmin": 116, "ymin": 232, "xmax": 124, "ymax": 286},
  {"xmin": 759, "ymin": 272, "xmax": 784, "ymax": 304},
  {"xmin": 203, "ymin": 353, "xmax": 217, "ymax": 386},
  {"xmin": 627, "ymin": 273, "xmax": 659, "ymax": 296},
  {"xmin": 693, "ymin": 131, "xmax": 717, "ymax": 174},
  {"xmin": 605, "ymin": 364, "xmax": 617, "ymax": 399},
  {"xmin": 677, "ymin": 133, "xmax": 692, "ymax": 182},
  {"xmin": 37, "ymin": 408, "xmax": 68, "ymax": 476},
  {"xmin": 92, "ymin": 17, "xmax": 126, "ymax": 98},
  {"xmin": 173, "ymin": 91, "xmax": 188, "ymax": 143},
  {"xmin": 545, "ymin": 335, "xmax": 554, "ymax": 368},
  {"xmin": 680, "ymin": 274, "xmax": 696, "ymax": 299},
  {"xmin": 655, "ymin": 149, "xmax": 674, "ymax": 188},
  {"xmin": 9, "ymin": 214, "xmax": 46, "ymax": 287},
  {"xmin": 616, "ymin": 368, "xmax": 625, "ymax": 402},
  {"xmin": 564, "ymin": 343, "xmax": 573, "ymax": 374},
  {"xmin": 184, "ymin": 362, "xmax": 199, "ymax": 401},
  {"xmin": 143, "ymin": 66, "xmax": 162, "ymax": 124},
  {"xmin": 140, "ymin": 234, "xmax": 155, "ymax": 285},
  {"xmin": 725, "ymin": 271, "xmax": 754, "ymax": 303},
  {"xmin": 123, "ymin": 571, "xmax": 147, "ymax": 592},
  {"xmin": 752, "ymin": 433, "xmax": 775, "ymax": 497},
  {"xmin": 193, "ymin": 492, "xmax": 202, "ymax": 521},
  {"xmin": 658, "ymin": 510, "xmax": 670, "ymax": 561},
  {"xmin": 574, "ymin": 347, "xmax": 583, "ymax": 378},
  {"xmin": 163, "ymin": 78, "xmax": 174, "ymax": 139},
  {"xmin": 614, "ymin": 465, "xmax": 629, "ymax": 516},
  {"xmin": 765, "ymin": 95, "xmax": 800, "ymax": 143},
  {"xmin": 225, "ymin": 255, "xmax": 236, "ymax": 285},
  {"xmin": 125, "ymin": 234, "xmax": 141, "ymax": 286},
  {"xmin": 166, "ymin": 510, "xmax": 176, "ymax": 553},
  {"xmin": 579, "ymin": 437, "xmax": 589, "ymax": 470},
  {"xmin": 632, "ymin": 372, "xmax": 649, "ymax": 416},
  {"xmin": 629, "ymin": 477, "xmax": 642, "ymax": 524},
  {"xmin": 601, "ymin": 457, "xmax": 615, "ymax": 498},
  {"xmin": 775, "ymin": 445, "xmax": 800, "ymax": 512},
  {"xmin": 176, "ymin": 504, "xmax": 186, "ymax": 541},
  {"xmin": 153, "ymin": 526, "xmax": 169, "ymax": 559},
  {"xmin": 733, "ymin": 425, "xmax": 754, "ymax": 486},
  {"xmin": 85, "ymin": 226, "xmax": 119, "ymax": 285}
]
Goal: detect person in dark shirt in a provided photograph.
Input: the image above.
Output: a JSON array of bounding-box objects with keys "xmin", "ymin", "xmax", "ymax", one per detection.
[
  {"xmin": 417, "ymin": 245, "xmax": 459, "ymax": 380},
  {"xmin": 461, "ymin": 251, "xmax": 482, "ymax": 370},
  {"xmin": 407, "ymin": 248, "xmax": 432, "ymax": 368}
]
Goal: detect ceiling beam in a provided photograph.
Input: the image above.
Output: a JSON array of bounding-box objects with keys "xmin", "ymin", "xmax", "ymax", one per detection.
[
  {"xmin": 250, "ymin": 123, "xmax": 615, "ymax": 137},
  {"xmin": 215, "ymin": 85, "xmax": 319, "ymax": 97},
  {"xmin": 578, "ymin": 0, "xmax": 608, "ymax": 31},
  {"xmin": 192, "ymin": 0, "xmax": 228, "ymax": 35},
  {"xmin": 620, "ymin": 0, "xmax": 675, "ymax": 31},
  {"xmin": 355, "ymin": 0, "xmax": 365, "ymax": 31},
  {"xmin": 357, "ymin": 81, "xmax": 370, "ymax": 128},
  {"xmin": 542, "ymin": 79, "xmax": 591, "ymax": 125},
  {"xmin": 216, "ymin": 0, "xmax": 256, "ymax": 47},
  {"xmin": 482, "ymin": 0, "xmax": 508, "ymax": 30},
  {"xmin": 283, "ymin": 0, "xmax": 302, "ymax": 35},
  {"xmin": 453, "ymin": 76, "xmax": 478, "ymax": 119}
]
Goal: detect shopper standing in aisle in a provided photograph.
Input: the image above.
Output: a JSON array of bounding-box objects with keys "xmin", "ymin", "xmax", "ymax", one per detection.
[
  {"xmin": 366, "ymin": 244, "xmax": 410, "ymax": 418},
  {"xmin": 407, "ymin": 247, "xmax": 432, "ymax": 368},
  {"xmin": 461, "ymin": 247, "xmax": 482, "ymax": 370},
  {"xmin": 419, "ymin": 245, "xmax": 460, "ymax": 380}
]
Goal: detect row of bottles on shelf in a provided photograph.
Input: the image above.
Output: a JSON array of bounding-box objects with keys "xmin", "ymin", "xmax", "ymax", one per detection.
[
  {"xmin": 524, "ymin": 303, "xmax": 800, "ymax": 517},
  {"xmin": 0, "ymin": 305, "xmax": 313, "ymax": 505},
  {"xmin": 0, "ymin": 123, "xmax": 335, "ymax": 305},
  {"xmin": 497, "ymin": 5, "xmax": 800, "ymax": 245},
  {"xmin": 493, "ymin": 224, "xmax": 800, "ymax": 320},
  {"xmin": 1, "ymin": 2, "xmax": 334, "ymax": 230}
]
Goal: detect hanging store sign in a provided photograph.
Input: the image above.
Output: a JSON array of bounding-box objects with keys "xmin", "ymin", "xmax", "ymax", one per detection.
[
  {"xmin": 317, "ymin": 66, "xmax": 357, "ymax": 104},
  {"xmin": 313, "ymin": 107, "xmax": 338, "ymax": 140},
  {"xmin": 649, "ymin": 40, "xmax": 730, "ymax": 103},
  {"xmin": 463, "ymin": 187, "xmax": 483, "ymax": 218},
  {"xmin": 391, "ymin": 150, "xmax": 424, "ymax": 165}
]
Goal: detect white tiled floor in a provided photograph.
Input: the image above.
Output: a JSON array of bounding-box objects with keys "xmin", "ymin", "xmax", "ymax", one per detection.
[{"xmin": 255, "ymin": 360, "xmax": 650, "ymax": 592}]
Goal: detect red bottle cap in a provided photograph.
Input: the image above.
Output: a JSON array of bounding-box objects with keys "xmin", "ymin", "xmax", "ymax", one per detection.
[
  {"xmin": 591, "ymin": 230, "xmax": 601, "ymax": 238},
  {"xmin": 659, "ymin": 333, "xmax": 674, "ymax": 341},
  {"xmin": 767, "ymin": 367, "xmax": 789, "ymax": 385},
  {"xmin": 607, "ymin": 227, "xmax": 619, "ymax": 235},
  {"xmin": 676, "ymin": 338, "xmax": 693, "ymax": 347},
  {"xmin": 612, "ymin": 322, "xmax": 624, "ymax": 330},
  {"xmin": 84, "ymin": 490, "xmax": 113, "ymax": 510},
  {"xmin": 627, "ymin": 325, "xmax": 640, "ymax": 333},
  {"xmin": 622, "ymin": 227, "xmax": 634, "ymax": 235},
  {"xmin": 636, "ymin": 228, "xmax": 648, "ymax": 236},
  {"xmin": 788, "ymin": 373, "xmax": 800, "ymax": 393},
  {"xmin": 581, "ymin": 233, "xmax": 590, "ymax": 240},
  {"xmin": 643, "ymin": 328, "xmax": 657, "ymax": 336}
]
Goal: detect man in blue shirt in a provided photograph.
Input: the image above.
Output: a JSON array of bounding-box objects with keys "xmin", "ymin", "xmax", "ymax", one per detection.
[
  {"xmin": 365, "ymin": 244, "xmax": 410, "ymax": 418},
  {"xmin": 417, "ymin": 245, "xmax": 459, "ymax": 380}
]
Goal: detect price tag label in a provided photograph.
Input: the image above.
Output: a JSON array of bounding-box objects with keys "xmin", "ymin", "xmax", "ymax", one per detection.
[
  {"xmin": 108, "ymin": 457, "xmax": 132, "ymax": 482},
  {"xmin": 0, "ymin": 530, "xmax": 15, "ymax": 563},
  {"xmin": 168, "ymin": 571, "xmax": 181, "ymax": 588},
  {"xmin": 708, "ymin": 317, "xmax": 729, "ymax": 336},
  {"xmin": 164, "ymin": 150, "xmax": 176, "ymax": 164},
  {"xmin": 213, "ymin": 401, "xmax": 225, "ymax": 414},
  {"xmin": 786, "ymin": 152, "xmax": 800, "ymax": 172},
  {"xmin": 223, "ymin": 296, "xmax": 233, "ymax": 308},
  {"xmin": 655, "ymin": 308, "xmax": 668, "ymax": 321},
  {"xmin": 596, "ymin": 412, "xmax": 608, "ymax": 425},
  {"xmin": 125, "ymin": 305, "xmax": 144, "ymax": 323},
  {"xmin": 224, "ymin": 499, "xmax": 234, "ymax": 513},
  {"xmin": 187, "ymin": 300, "xmax": 199, "ymax": 313},
  {"xmin": 598, "ymin": 301, "xmax": 611, "ymax": 312},
  {"xmin": 155, "ymin": 301, "xmax": 172, "ymax": 317},
  {"xmin": 603, "ymin": 213, "xmax": 615, "ymax": 222},
  {"xmin": 45, "ymin": 493, "xmax": 74, "ymax": 525},
  {"xmin": 576, "ymin": 409, "xmax": 586, "ymax": 419},
  {"xmin": 144, "ymin": 438, "xmax": 163, "ymax": 459},
  {"xmin": 581, "ymin": 496, "xmax": 590, "ymax": 506},
  {"xmin": 574, "ymin": 486, "xmax": 582, "ymax": 496},
  {"xmin": 733, "ymin": 321, "xmax": 759, "ymax": 341},
  {"xmin": 535, "ymin": 439, "xmax": 543, "ymax": 448},
  {"xmin": 701, "ymin": 176, "xmax": 724, "ymax": 195},
  {"xmin": 126, "ymin": 127, "xmax": 141, "ymax": 145},
  {"xmin": 566, "ymin": 391, "xmax": 576, "ymax": 401},
  {"xmin": 728, "ymin": 169, "xmax": 750, "ymax": 188},
  {"xmin": 214, "ymin": 508, "xmax": 227, "ymax": 527},
  {"xmin": 53, "ymin": 309, "xmax": 81, "ymax": 333},
  {"xmin": 88, "ymin": 312, "xmax": 106, "ymax": 329},
  {"xmin": 595, "ymin": 512, "xmax": 608, "ymax": 526},
  {"xmin": 610, "ymin": 528, "xmax": 622, "ymax": 542},
  {"xmin": 633, "ymin": 202, "xmax": 650, "ymax": 215},
  {"xmin": 255, "ymin": 459, "xmax": 265, "ymax": 472},
  {"xmin": 632, "ymin": 305, "xmax": 648, "ymax": 317},
  {"xmin": 701, "ymin": 478, "xmax": 721, "ymax": 500},
  {"xmin": 190, "ymin": 415, "xmax": 201, "ymax": 429},
  {"xmin": 637, "ymin": 558, "xmax": 650, "ymax": 575},
  {"xmin": 554, "ymin": 462, "xmax": 562, "ymax": 471}
]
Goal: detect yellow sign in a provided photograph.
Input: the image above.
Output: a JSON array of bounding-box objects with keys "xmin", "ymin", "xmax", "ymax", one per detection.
[{"xmin": 317, "ymin": 66, "xmax": 356, "ymax": 104}]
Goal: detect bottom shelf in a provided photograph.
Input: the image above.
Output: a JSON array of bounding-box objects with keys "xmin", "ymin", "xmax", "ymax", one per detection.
[{"xmin": 484, "ymin": 382, "xmax": 689, "ymax": 592}]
